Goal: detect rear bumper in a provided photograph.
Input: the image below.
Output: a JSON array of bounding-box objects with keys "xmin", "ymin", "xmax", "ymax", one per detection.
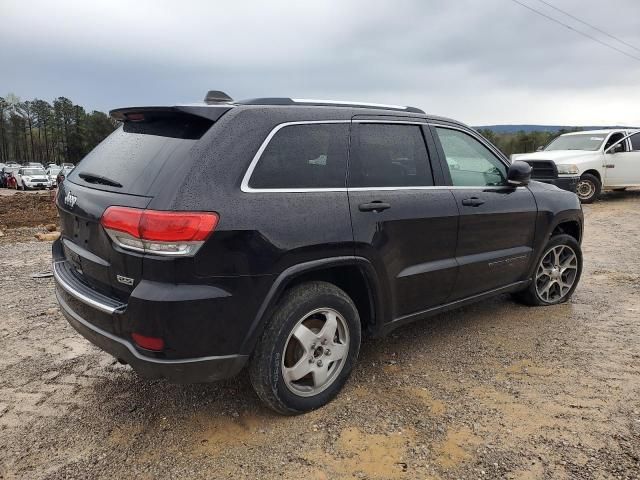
[
  {"xmin": 51, "ymin": 236, "xmax": 259, "ymax": 383},
  {"xmin": 532, "ymin": 175, "xmax": 578, "ymax": 193},
  {"xmin": 56, "ymin": 289, "xmax": 247, "ymax": 382}
]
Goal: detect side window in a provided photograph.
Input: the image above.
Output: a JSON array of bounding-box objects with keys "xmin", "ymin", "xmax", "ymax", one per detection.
[
  {"xmin": 435, "ymin": 127, "xmax": 507, "ymax": 187},
  {"xmin": 249, "ymin": 123, "xmax": 348, "ymax": 189},
  {"xmin": 630, "ymin": 132, "xmax": 640, "ymax": 152},
  {"xmin": 349, "ymin": 124, "xmax": 433, "ymax": 187},
  {"xmin": 605, "ymin": 132, "xmax": 628, "ymax": 152}
]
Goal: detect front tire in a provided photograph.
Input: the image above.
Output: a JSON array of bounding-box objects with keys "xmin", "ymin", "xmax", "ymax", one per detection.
[
  {"xmin": 249, "ymin": 281, "xmax": 361, "ymax": 415},
  {"xmin": 576, "ymin": 174, "xmax": 601, "ymax": 203},
  {"xmin": 515, "ymin": 234, "xmax": 582, "ymax": 306}
]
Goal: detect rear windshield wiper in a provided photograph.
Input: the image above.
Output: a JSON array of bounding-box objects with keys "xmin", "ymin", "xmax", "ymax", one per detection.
[{"xmin": 78, "ymin": 172, "xmax": 123, "ymax": 188}]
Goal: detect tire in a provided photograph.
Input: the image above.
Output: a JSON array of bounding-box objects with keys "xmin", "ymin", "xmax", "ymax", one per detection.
[
  {"xmin": 576, "ymin": 174, "xmax": 601, "ymax": 204},
  {"xmin": 249, "ymin": 281, "xmax": 361, "ymax": 415},
  {"xmin": 515, "ymin": 234, "xmax": 582, "ymax": 306}
]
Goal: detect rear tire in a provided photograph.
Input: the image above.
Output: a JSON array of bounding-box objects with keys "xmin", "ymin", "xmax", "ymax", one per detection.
[
  {"xmin": 515, "ymin": 234, "xmax": 582, "ymax": 306},
  {"xmin": 576, "ymin": 174, "xmax": 600, "ymax": 204},
  {"xmin": 249, "ymin": 281, "xmax": 361, "ymax": 415}
]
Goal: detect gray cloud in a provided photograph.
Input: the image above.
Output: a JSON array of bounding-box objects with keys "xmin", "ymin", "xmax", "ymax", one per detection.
[{"xmin": 1, "ymin": 0, "xmax": 639, "ymax": 125}]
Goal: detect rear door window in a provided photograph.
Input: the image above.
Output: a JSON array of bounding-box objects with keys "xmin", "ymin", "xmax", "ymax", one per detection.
[
  {"xmin": 67, "ymin": 112, "xmax": 213, "ymax": 195},
  {"xmin": 630, "ymin": 132, "xmax": 640, "ymax": 151},
  {"xmin": 349, "ymin": 123, "xmax": 433, "ymax": 187},
  {"xmin": 248, "ymin": 123, "xmax": 349, "ymax": 189}
]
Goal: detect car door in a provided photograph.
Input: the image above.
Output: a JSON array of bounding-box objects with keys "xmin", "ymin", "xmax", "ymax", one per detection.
[
  {"xmin": 347, "ymin": 120, "xmax": 459, "ymax": 321},
  {"xmin": 431, "ymin": 124, "xmax": 538, "ymax": 300},
  {"xmin": 603, "ymin": 131, "xmax": 640, "ymax": 186}
]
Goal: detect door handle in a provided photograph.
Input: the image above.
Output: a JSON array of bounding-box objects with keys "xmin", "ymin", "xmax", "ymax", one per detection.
[
  {"xmin": 358, "ymin": 201, "xmax": 391, "ymax": 212},
  {"xmin": 461, "ymin": 197, "xmax": 485, "ymax": 207}
]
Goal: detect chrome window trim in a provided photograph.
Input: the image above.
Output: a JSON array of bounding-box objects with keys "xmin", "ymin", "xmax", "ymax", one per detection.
[
  {"xmin": 240, "ymin": 120, "xmax": 351, "ymax": 193},
  {"xmin": 241, "ymin": 119, "xmax": 515, "ymax": 193}
]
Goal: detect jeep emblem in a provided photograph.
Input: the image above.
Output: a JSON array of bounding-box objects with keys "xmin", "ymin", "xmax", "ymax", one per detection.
[{"xmin": 64, "ymin": 191, "xmax": 77, "ymax": 209}]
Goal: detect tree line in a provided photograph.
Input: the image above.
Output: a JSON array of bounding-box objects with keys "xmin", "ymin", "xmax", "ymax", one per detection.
[
  {"xmin": 476, "ymin": 128, "xmax": 580, "ymax": 157},
  {"xmin": 0, "ymin": 94, "xmax": 118, "ymax": 165}
]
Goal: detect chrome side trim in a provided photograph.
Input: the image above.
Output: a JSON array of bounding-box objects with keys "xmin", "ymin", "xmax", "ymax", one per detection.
[{"xmin": 53, "ymin": 261, "xmax": 125, "ymax": 315}]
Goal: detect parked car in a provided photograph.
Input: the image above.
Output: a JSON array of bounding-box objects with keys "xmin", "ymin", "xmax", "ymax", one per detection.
[
  {"xmin": 55, "ymin": 166, "xmax": 74, "ymax": 186},
  {"xmin": 16, "ymin": 167, "xmax": 50, "ymax": 190},
  {"xmin": 512, "ymin": 129, "xmax": 640, "ymax": 203},
  {"xmin": 53, "ymin": 93, "xmax": 584, "ymax": 414},
  {"xmin": 1, "ymin": 166, "xmax": 20, "ymax": 188},
  {"xmin": 47, "ymin": 166, "xmax": 62, "ymax": 187},
  {"xmin": 25, "ymin": 162, "xmax": 45, "ymax": 169}
]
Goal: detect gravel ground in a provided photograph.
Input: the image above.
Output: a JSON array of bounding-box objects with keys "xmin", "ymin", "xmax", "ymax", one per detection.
[{"xmin": 0, "ymin": 191, "xmax": 639, "ymax": 479}]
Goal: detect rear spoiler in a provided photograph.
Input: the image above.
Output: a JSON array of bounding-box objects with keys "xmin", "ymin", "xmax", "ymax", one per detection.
[{"xmin": 109, "ymin": 105, "xmax": 232, "ymax": 122}]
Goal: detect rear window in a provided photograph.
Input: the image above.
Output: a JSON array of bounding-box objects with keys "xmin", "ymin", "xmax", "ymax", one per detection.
[
  {"xmin": 249, "ymin": 123, "xmax": 349, "ymax": 189},
  {"xmin": 67, "ymin": 112, "xmax": 213, "ymax": 195}
]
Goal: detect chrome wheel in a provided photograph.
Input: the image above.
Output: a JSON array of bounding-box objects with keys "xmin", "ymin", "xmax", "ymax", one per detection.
[
  {"xmin": 535, "ymin": 245, "xmax": 578, "ymax": 303},
  {"xmin": 576, "ymin": 180, "xmax": 595, "ymax": 200},
  {"xmin": 281, "ymin": 308, "xmax": 350, "ymax": 397}
]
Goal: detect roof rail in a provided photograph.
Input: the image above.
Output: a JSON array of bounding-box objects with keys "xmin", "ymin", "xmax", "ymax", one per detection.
[{"xmin": 237, "ymin": 97, "xmax": 425, "ymax": 114}]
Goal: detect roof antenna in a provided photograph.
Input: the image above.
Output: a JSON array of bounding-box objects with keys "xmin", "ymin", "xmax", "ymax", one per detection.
[{"xmin": 204, "ymin": 91, "xmax": 233, "ymax": 104}]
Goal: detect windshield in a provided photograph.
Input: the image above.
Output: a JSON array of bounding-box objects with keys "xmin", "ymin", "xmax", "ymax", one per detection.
[
  {"xmin": 545, "ymin": 134, "xmax": 606, "ymax": 151},
  {"xmin": 23, "ymin": 168, "xmax": 46, "ymax": 176}
]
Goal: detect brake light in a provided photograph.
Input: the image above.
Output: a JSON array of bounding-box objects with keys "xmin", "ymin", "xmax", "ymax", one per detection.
[
  {"xmin": 101, "ymin": 206, "xmax": 218, "ymax": 256},
  {"xmin": 132, "ymin": 333, "xmax": 164, "ymax": 351}
]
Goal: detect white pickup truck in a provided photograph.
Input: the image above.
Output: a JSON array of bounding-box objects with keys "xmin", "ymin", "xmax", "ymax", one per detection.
[{"xmin": 512, "ymin": 129, "xmax": 640, "ymax": 203}]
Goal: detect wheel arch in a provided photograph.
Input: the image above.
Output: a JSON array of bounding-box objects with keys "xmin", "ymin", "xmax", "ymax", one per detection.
[
  {"xmin": 239, "ymin": 257, "xmax": 387, "ymax": 355},
  {"xmin": 551, "ymin": 219, "xmax": 582, "ymax": 243},
  {"xmin": 581, "ymin": 169, "xmax": 601, "ymax": 182}
]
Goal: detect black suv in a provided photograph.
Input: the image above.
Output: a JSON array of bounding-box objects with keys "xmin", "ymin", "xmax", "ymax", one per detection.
[{"xmin": 53, "ymin": 93, "xmax": 583, "ymax": 414}]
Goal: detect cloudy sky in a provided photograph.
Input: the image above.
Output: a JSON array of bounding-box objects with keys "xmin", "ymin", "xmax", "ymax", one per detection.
[{"xmin": 1, "ymin": 0, "xmax": 639, "ymax": 126}]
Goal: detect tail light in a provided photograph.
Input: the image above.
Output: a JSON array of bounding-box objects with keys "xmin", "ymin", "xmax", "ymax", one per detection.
[{"xmin": 101, "ymin": 206, "xmax": 218, "ymax": 256}]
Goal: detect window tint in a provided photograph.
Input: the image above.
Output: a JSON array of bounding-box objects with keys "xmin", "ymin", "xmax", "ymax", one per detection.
[
  {"xmin": 630, "ymin": 132, "xmax": 640, "ymax": 151},
  {"xmin": 349, "ymin": 124, "xmax": 433, "ymax": 188},
  {"xmin": 68, "ymin": 112, "xmax": 214, "ymax": 195},
  {"xmin": 249, "ymin": 123, "xmax": 349, "ymax": 189},
  {"xmin": 435, "ymin": 128, "xmax": 507, "ymax": 187}
]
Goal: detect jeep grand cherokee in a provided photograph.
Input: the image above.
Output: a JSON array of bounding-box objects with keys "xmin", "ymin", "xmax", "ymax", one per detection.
[{"xmin": 53, "ymin": 92, "xmax": 583, "ymax": 414}]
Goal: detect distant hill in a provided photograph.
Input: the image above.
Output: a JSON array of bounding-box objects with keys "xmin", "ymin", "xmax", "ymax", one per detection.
[{"xmin": 475, "ymin": 125, "xmax": 636, "ymax": 134}]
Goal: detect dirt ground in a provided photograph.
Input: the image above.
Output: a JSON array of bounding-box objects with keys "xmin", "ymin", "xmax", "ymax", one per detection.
[
  {"xmin": 0, "ymin": 190, "xmax": 639, "ymax": 480},
  {"xmin": 0, "ymin": 190, "xmax": 58, "ymax": 229}
]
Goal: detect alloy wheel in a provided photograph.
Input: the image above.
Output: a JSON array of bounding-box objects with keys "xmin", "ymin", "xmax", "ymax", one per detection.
[
  {"xmin": 535, "ymin": 245, "xmax": 579, "ymax": 303},
  {"xmin": 281, "ymin": 308, "xmax": 350, "ymax": 397}
]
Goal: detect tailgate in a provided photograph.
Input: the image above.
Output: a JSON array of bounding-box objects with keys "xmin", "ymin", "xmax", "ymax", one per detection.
[{"xmin": 56, "ymin": 180, "xmax": 151, "ymax": 300}]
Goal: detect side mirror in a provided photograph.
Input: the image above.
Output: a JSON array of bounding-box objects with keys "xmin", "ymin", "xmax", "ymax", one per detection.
[
  {"xmin": 611, "ymin": 143, "xmax": 625, "ymax": 154},
  {"xmin": 536, "ymin": 146, "xmax": 545, "ymax": 152},
  {"xmin": 507, "ymin": 161, "xmax": 532, "ymax": 187}
]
